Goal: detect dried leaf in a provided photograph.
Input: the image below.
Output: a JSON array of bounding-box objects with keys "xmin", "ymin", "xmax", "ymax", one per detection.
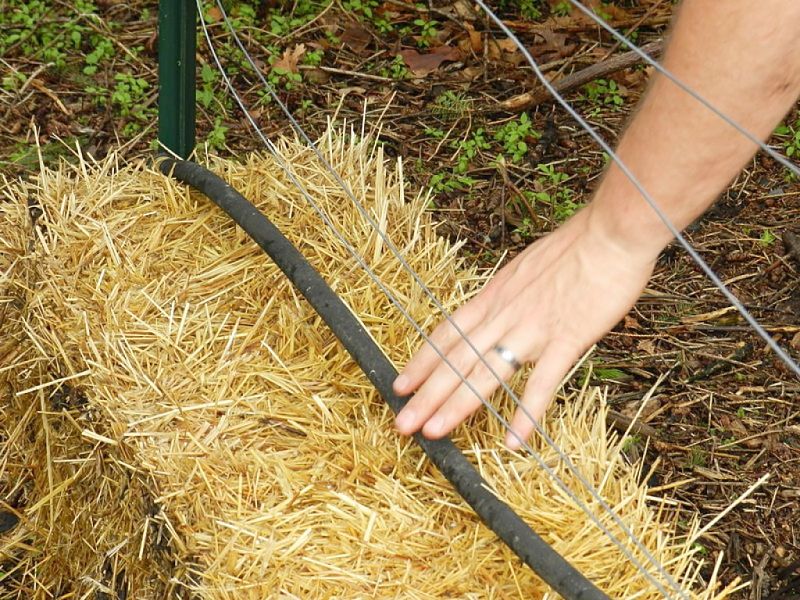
[
  {"xmin": 206, "ymin": 5, "xmax": 223, "ymax": 21},
  {"xmin": 341, "ymin": 24, "xmax": 371, "ymax": 54},
  {"xmin": 637, "ymin": 339, "xmax": 657, "ymax": 355},
  {"xmin": 273, "ymin": 44, "xmax": 307, "ymax": 73},
  {"xmin": 623, "ymin": 315, "xmax": 641, "ymax": 330},
  {"xmin": 533, "ymin": 29, "xmax": 577, "ymax": 62},
  {"xmin": 463, "ymin": 21, "xmax": 482, "ymax": 53},
  {"xmin": 399, "ymin": 46, "xmax": 461, "ymax": 77},
  {"xmin": 791, "ymin": 331, "xmax": 800, "ymax": 351}
]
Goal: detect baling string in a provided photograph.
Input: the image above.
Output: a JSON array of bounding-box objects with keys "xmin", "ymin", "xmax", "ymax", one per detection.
[{"xmin": 196, "ymin": 4, "xmax": 681, "ymax": 597}]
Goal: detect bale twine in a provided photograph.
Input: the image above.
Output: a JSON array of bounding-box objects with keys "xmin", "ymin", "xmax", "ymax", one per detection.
[{"xmin": 0, "ymin": 130, "xmax": 740, "ymax": 598}]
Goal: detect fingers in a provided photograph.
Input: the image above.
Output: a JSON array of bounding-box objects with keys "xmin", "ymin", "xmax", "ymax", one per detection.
[
  {"xmin": 420, "ymin": 330, "xmax": 536, "ymax": 439},
  {"xmin": 394, "ymin": 320, "xmax": 511, "ymax": 435},
  {"xmin": 504, "ymin": 341, "xmax": 582, "ymax": 450},
  {"xmin": 393, "ymin": 299, "xmax": 488, "ymax": 396}
]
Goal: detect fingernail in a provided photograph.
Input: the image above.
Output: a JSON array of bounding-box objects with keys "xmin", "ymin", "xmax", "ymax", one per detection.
[
  {"xmin": 505, "ymin": 433, "xmax": 520, "ymax": 450},
  {"xmin": 426, "ymin": 415, "xmax": 445, "ymax": 436},
  {"xmin": 393, "ymin": 374, "xmax": 409, "ymax": 393},
  {"xmin": 395, "ymin": 409, "xmax": 415, "ymax": 432}
]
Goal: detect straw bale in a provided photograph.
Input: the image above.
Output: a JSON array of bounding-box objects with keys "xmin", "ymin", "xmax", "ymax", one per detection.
[{"xmin": 0, "ymin": 129, "xmax": 740, "ymax": 598}]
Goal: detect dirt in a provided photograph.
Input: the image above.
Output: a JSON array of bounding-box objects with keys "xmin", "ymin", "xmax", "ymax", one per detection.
[{"xmin": 1, "ymin": 0, "xmax": 799, "ymax": 597}]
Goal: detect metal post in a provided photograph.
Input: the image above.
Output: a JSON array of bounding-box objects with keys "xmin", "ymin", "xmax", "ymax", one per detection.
[{"xmin": 158, "ymin": 0, "xmax": 196, "ymax": 158}]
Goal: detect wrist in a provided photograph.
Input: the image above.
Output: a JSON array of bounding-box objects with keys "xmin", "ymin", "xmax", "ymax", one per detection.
[{"xmin": 584, "ymin": 190, "xmax": 672, "ymax": 266}]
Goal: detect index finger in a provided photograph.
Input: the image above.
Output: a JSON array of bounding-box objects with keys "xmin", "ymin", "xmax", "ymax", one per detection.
[{"xmin": 393, "ymin": 300, "xmax": 487, "ymax": 395}]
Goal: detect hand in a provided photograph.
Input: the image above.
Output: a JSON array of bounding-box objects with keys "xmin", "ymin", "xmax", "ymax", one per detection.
[{"xmin": 392, "ymin": 204, "xmax": 656, "ymax": 449}]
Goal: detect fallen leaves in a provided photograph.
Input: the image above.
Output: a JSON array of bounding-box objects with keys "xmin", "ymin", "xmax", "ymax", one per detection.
[
  {"xmin": 273, "ymin": 44, "xmax": 307, "ymax": 73},
  {"xmin": 399, "ymin": 46, "xmax": 461, "ymax": 77},
  {"xmin": 341, "ymin": 23, "xmax": 371, "ymax": 55}
]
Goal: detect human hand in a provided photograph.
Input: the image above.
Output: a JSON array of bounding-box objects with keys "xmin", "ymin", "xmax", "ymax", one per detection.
[{"xmin": 392, "ymin": 204, "xmax": 656, "ymax": 449}]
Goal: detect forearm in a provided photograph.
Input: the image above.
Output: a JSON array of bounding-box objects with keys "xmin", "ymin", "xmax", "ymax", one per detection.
[{"xmin": 589, "ymin": 0, "xmax": 800, "ymax": 260}]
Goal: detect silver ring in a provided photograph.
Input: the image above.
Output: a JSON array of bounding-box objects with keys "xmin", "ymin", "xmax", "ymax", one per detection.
[{"xmin": 492, "ymin": 345, "xmax": 523, "ymax": 371}]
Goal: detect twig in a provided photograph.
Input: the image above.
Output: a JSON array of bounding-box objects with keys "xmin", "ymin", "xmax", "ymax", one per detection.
[
  {"xmin": 500, "ymin": 40, "xmax": 663, "ymax": 112},
  {"xmin": 606, "ymin": 410, "xmax": 660, "ymax": 439},
  {"xmin": 692, "ymin": 472, "xmax": 771, "ymax": 542},
  {"xmin": 313, "ymin": 65, "xmax": 395, "ymax": 83}
]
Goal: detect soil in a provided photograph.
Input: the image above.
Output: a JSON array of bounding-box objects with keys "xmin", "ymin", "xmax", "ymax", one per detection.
[{"xmin": 1, "ymin": 0, "xmax": 799, "ymax": 597}]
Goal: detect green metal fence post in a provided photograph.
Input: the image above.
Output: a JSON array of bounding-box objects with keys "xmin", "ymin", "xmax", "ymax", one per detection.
[{"xmin": 158, "ymin": 0, "xmax": 196, "ymax": 158}]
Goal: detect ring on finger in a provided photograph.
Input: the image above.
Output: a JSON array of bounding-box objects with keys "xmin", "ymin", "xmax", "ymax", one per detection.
[{"xmin": 492, "ymin": 344, "xmax": 523, "ymax": 371}]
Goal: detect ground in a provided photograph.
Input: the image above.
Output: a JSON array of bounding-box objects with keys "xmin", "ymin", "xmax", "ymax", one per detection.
[{"xmin": 1, "ymin": 0, "xmax": 799, "ymax": 597}]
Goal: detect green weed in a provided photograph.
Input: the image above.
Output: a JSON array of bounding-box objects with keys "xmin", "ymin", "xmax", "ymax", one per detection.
[
  {"xmin": 775, "ymin": 118, "xmax": 800, "ymax": 158},
  {"xmin": 196, "ymin": 64, "xmax": 219, "ymax": 109},
  {"xmin": 424, "ymin": 127, "xmax": 446, "ymax": 139},
  {"xmin": 622, "ymin": 434, "xmax": 642, "ymax": 452},
  {"xmin": 268, "ymin": 67, "xmax": 303, "ymax": 90},
  {"xmin": 494, "ymin": 113, "xmax": 539, "ymax": 162},
  {"xmin": 413, "ymin": 17, "xmax": 439, "ymax": 47},
  {"xmin": 534, "ymin": 163, "xmax": 581, "ymax": 222},
  {"xmin": 84, "ymin": 38, "xmax": 114, "ymax": 75},
  {"xmin": 342, "ymin": 0, "xmax": 379, "ymax": 20},
  {"xmin": 552, "ymin": 1, "xmax": 572, "ymax": 17},
  {"xmin": 583, "ymin": 78, "xmax": 624, "ymax": 109},
  {"xmin": 498, "ymin": 0, "xmax": 543, "ymax": 19},
  {"xmin": 388, "ymin": 55, "xmax": 410, "ymax": 80},
  {"xmin": 429, "ymin": 172, "xmax": 477, "ymax": 193},
  {"xmin": 303, "ymin": 49, "xmax": 324, "ymax": 66},
  {"xmin": 432, "ymin": 91, "xmax": 470, "ymax": 120},
  {"xmin": 453, "ymin": 129, "xmax": 491, "ymax": 174},
  {"xmin": 759, "ymin": 229, "xmax": 776, "ymax": 246},
  {"xmin": 687, "ymin": 448, "xmax": 706, "ymax": 468},
  {"xmin": 594, "ymin": 367, "xmax": 628, "ymax": 381},
  {"xmin": 206, "ymin": 117, "xmax": 228, "ymax": 150}
]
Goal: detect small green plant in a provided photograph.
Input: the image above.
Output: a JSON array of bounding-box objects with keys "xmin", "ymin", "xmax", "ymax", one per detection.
[
  {"xmin": 111, "ymin": 73, "xmax": 149, "ymax": 117},
  {"xmin": 537, "ymin": 163, "xmax": 568, "ymax": 186},
  {"xmin": 552, "ymin": 1, "xmax": 572, "ymax": 17},
  {"xmin": 519, "ymin": 0, "xmax": 543, "ymax": 19},
  {"xmin": 206, "ymin": 117, "xmax": 228, "ymax": 150},
  {"xmin": 109, "ymin": 73, "xmax": 155, "ymax": 136},
  {"xmin": 583, "ymin": 78, "xmax": 624, "ymax": 109},
  {"xmin": 736, "ymin": 407, "xmax": 747, "ymax": 419},
  {"xmin": 413, "ymin": 17, "xmax": 439, "ymax": 47},
  {"xmin": 84, "ymin": 38, "xmax": 115, "ymax": 75},
  {"xmin": 432, "ymin": 91, "xmax": 470, "ymax": 120},
  {"xmin": 531, "ymin": 164, "xmax": 580, "ymax": 222},
  {"xmin": 759, "ymin": 229, "xmax": 776, "ymax": 246},
  {"xmin": 429, "ymin": 172, "xmax": 477, "ymax": 193},
  {"xmin": 688, "ymin": 447, "xmax": 706, "ymax": 468},
  {"xmin": 388, "ymin": 55, "xmax": 409, "ymax": 79},
  {"xmin": 268, "ymin": 67, "xmax": 303, "ymax": 90},
  {"xmin": 594, "ymin": 367, "xmax": 628, "ymax": 381},
  {"xmin": 342, "ymin": 0, "xmax": 379, "ymax": 19},
  {"xmin": 513, "ymin": 216, "xmax": 536, "ymax": 239},
  {"xmin": 494, "ymin": 113, "xmax": 539, "ymax": 162},
  {"xmin": 424, "ymin": 127, "xmax": 445, "ymax": 139},
  {"xmin": 196, "ymin": 63, "xmax": 218, "ymax": 109},
  {"xmin": 2, "ymin": 71, "xmax": 25, "ymax": 91},
  {"xmin": 775, "ymin": 118, "xmax": 800, "ymax": 158},
  {"xmin": 622, "ymin": 434, "xmax": 642, "ymax": 452},
  {"xmin": 453, "ymin": 129, "xmax": 491, "ymax": 174},
  {"xmin": 497, "ymin": 0, "xmax": 542, "ymax": 19},
  {"xmin": 303, "ymin": 48, "xmax": 324, "ymax": 66}
]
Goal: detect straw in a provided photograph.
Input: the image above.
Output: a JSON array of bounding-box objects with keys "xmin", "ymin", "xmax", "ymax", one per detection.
[{"xmin": 0, "ymin": 128, "xmax": 742, "ymax": 598}]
